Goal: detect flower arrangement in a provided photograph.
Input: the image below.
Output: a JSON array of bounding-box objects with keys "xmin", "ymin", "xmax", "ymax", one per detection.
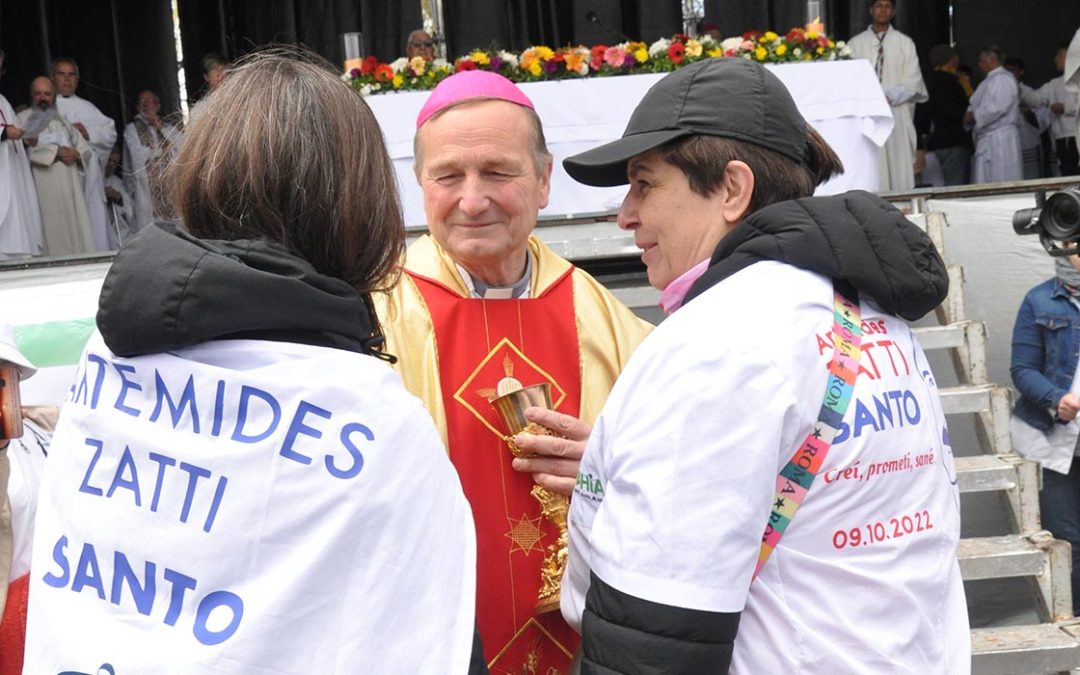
[{"xmin": 346, "ymin": 19, "xmax": 849, "ymax": 96}]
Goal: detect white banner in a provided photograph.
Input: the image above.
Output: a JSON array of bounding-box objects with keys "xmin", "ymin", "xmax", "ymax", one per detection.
[{"xmin": 25, "ymin": 334, "xmax": 476, "ymax": 674}]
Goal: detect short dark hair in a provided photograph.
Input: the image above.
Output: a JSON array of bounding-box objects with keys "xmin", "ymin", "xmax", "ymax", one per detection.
[
  {"xmin": 1003, "ymin": 56, "xmax": 1024, "ymax": 71},
  {"xmin": 170, "ymin": 48, "xmax": 405, "ymax": 337},
  {"xmin": 201, "ymin": 52, "xmax": 228, "ymax": 74},
  {"xmin": 659, "ymin": 127, "xmax": 843, "ymax": 217},
  {"xmin": 929, "ymin": 44, "xmax": 956, "ymax": 68},
  {"xmin": 50, "ymin": 57, "xmax": 78, "ymax": 76}
]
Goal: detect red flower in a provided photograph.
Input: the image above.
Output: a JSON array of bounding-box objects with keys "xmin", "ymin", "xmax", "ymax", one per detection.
[
  {"xmin": 590, "ymin": 44, "xmax": 608, "ymax": 71},
  {"xmin": 673, "ymin": 33, "xmax": 691, "ymax": 42},
  {"xmin": 456, "ymin": 59, "xmax": 477, "ymax": 72},
  {"xmin": 668, "ymin": 41, "xmax": 686, "ymax": 64},
  {"xmin": 742, "ymin": 30, "xmax": 761, "ymax": 41},
  {"xmin": 374, "ymin": 64, "xmax": 394, "ymax": 82},
  {"xmin": 360, "ymin": 55, "xmax": 378, "ymax": 75},
  {"xmin": 785, "ymin": 28, "xmax": 804, "ymax": 42}
]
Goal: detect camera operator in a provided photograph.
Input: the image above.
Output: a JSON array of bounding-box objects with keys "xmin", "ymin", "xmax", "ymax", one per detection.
[{"xmin": 1010, "ymin": 246, "xmax": 1080, "ymax": 613}]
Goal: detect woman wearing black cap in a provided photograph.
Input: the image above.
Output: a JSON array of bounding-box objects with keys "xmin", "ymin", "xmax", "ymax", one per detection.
[{"xmin": 537, "ymin": 57, "xmax": 969, "ymax": 673}]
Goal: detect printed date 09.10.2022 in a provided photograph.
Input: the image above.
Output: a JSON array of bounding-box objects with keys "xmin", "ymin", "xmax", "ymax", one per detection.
[{"xmin": 832, "ymin": 510, "xmax": 933, "ymax": 550}]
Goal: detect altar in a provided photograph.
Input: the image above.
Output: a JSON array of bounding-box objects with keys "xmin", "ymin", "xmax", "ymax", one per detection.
[{"xmin": 367, "ymin": 59, "xmax": 893, "ymax": 227}]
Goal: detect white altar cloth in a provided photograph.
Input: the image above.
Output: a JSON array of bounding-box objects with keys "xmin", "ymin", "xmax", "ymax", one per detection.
[{"xmin": 367, "ymin": 59, "xmax": 893, "ymax": 226}]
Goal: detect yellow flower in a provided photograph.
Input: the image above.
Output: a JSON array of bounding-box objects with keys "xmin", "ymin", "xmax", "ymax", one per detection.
[
  {"xmin": 776, "ymin": 44, "xmax": 787, "ymax": 56},
  {"xmin": 685, "ymin": 39, "xmax": 703, "ymax": 58},
  {"xmin": 535, "ymin": 46, "xmax": 555, "ymax": 60},
  {"xmin": 408, "ymin": 56, "xmax": 427, "ymax": 76},
  {"xmin": 527, "ymin": 59, "xmax": 542, "ymax": 76},
  {"xmin": 755, "ymin": 45, "xmax": 767, "ymax": 60},
  {"xmin": 707, "ymin": 47, "xmax": 722, "ymax": 57},
  {"xmin": 627, "ymin": 41, "xmax": 647, "ymax": 53},
  {"xmin": 804, "ymin": 53, "xmax": 813, "ymax": 61},
  {"xmin": 827, "ymin": 39, "xmax": 835, "ymax": 48},
  {"xmin": 635, "ymin": 48, "xmax": 649, "ymax": 63},
  {"xmin": 763, "ymin": 31, "xmax": 779, "ymax": 42},
  {"xmin": 806, "ymin": 30, "xmax": 819, "ymax": 39},
  {"xmin": 392, "ymin": 73, "xmax": 404, "ymax": 88},
  {"xmin": 816, "ymin": 46, "xmax": 825, "ymax": 55},
  {"xmin": 469, "ymin": 50, "xmax": 490, "ymax": 65}
]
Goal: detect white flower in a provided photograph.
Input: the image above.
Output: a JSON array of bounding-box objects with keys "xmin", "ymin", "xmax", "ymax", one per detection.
[
  {"xmin": 720, "ymin": 36, "xmax": 743, "ymax": 53},
  {"xmin": 497, "ymin": 50, "xmax": 519, "ymax": 67},
  {"xmin": 575, "ymin": 60, "xmax": 589, "ymax": 75},
  {"xmin": 839, "ymin": 43, "xmax": 851, "ymax": 57},
  {"xmin": 648, "ymin": 38, "xmax": 670, "ymax": 57},
  {"xmin": 359, "ymin": 84, "xmax": 372, "ymax": 96},
  {"xmin": 793, "ymin": 47, "xmax": 803, "ymax": 58},
  {"xmin": 432, "ymin": 58, "xmax": 450, "ymax": 69},
  {"xmin": 388, "ymin": 57, "xmax": 409, "ymax": 74},
  {"xmin": 340, "ymin": 72, "xmax": 352, "ymax": 82}
]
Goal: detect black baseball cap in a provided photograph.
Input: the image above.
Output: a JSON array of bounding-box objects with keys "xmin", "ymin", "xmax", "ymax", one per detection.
[{"xmin": 563, "ymin": 58, "xmax": 810, "ymax": 187}]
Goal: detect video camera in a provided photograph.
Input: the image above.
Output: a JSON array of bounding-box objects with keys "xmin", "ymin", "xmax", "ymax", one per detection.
[{"xmin": 1013, "ymin": 188, "xmax": 1080, "ymax": 256}]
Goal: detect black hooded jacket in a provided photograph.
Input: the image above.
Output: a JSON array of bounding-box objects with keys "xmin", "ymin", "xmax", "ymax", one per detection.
[
  {"xmin": 95, "ymin": 222, "xmax": 489, "ymax": 674},
  {"xmin": 97, "ymin": 222, "xmax": 385, "ymax": 358},
  {"xmin": 579, "ymin": 191, "xmax": 948, "ymax": 675}
]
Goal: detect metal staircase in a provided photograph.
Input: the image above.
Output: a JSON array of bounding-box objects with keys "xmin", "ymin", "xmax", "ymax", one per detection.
[{"xmin": 910, "ymin": 211, "xmax": 1080, "ymax": 674}]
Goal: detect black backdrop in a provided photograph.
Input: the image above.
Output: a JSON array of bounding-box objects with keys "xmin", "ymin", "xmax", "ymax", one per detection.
[{"xmin": 2, "ymin": 1, "xmax": 1079, "ymax": 149}]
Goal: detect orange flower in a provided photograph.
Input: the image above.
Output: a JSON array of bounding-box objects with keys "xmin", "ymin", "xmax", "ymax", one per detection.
[{"xmin": 374, "ymin": 64, "xmax": 393, "ymax": 82}]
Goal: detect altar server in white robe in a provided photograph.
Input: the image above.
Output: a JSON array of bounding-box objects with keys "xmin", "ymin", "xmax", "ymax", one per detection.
[
  {"xmin": 1065, "ymin": 29, "xmax": 1080, "ymax": 142},
  {"xmin": 0, "ymin": 55, "xmax": 44, "ymax": 260},
  {"xmin": 123, "ymin": 90, "xmax": 182, "ymax": 233},
  {"xmin": 848, "ymin": 0, "xmax": 927, "ymax": 192},
  {"xmin": 51, "ymin": 58, "xmax": 115, "ymax": 251},
  {"xmin": 965, "ymin": 47, "xmax": 1023, "ymax": 183},
  {"xmin": 18, "ymin": 77, "xmax": 95, "ymax": 257}
]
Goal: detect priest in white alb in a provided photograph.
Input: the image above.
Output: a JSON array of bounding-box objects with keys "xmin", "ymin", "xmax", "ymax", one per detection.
[
  {"xmin": 964, "ymin": 47, "xmax": 1022, "ymax": 183},
  {"xmin": 0, "ymin": 51, "xmax": 44, "ymax": 260},
  {"xmin": 848, "ymin": 0, "xmax": 927, "ymax": 192},
  {"xmin": 51, "ymin": 57, "xmax": 115, "ymax": 252},
  {"xmin": 18, "ymin": 77, "xmax": 96, "ymax": 257},
  {"xmin": 123, "ymin": 90, "xmax": 183, "ymax": 233},
  {"xmin": 1065, "ymin": 28, "xmax": 1080, "ymax": 144}
]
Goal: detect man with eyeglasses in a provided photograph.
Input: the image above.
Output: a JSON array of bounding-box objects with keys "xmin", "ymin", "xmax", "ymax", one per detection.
[
  {"xmin": 50, "ymin": 57, "xmax": 116, "ymax": 252},
  {"xmin": 848, "ymin": 0, "xmax": 927, "ymax": 192},
  {"xmin": 406, "ymin": 29, "xmax": 436, "ymax": 62}
]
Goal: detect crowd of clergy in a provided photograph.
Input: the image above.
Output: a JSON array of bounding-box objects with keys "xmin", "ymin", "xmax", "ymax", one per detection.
[
  {"xmin": 853, "ymin": 0, "xmax": 1080, "ymax": 192},
  {"xmin": 3, "ymin": 3, "xmax": 1080, "ymax": 261},
  {"xmin": 0, "ymin": 52, "xmax": 222, "ymax": 262}
]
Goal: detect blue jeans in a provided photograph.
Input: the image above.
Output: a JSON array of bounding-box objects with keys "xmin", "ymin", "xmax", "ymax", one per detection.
[
  {"xmin": 1040, "ymin": 462, "xmax": 1080, "ymax": 613},
  {"xmin": 934, "ymin": 146, "xmax": 971, "ymax": 186}
]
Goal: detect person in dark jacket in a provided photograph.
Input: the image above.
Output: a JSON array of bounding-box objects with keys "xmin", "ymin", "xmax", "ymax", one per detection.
[
  {"xmin": 1010, "ymin": 253, "xmax": 1080, "ymax": 612},
  {"xmin": 925, "ymin": 43, "xmax": 974, "ymax": 185},
  {"xmin": 20, "ymin": 50, "xmax": 485, "ymax": 674},
  {"xmin": 516, "ymin": 57, "xmax": 970, "ymax": 673}
]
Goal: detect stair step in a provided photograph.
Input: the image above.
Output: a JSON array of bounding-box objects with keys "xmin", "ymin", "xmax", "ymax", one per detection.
[
  {"xmin": 971, "ymin": 623, "xmax": 1080, "ymax": 674},
  {"xmin": 958, "ymin": 535, "xmax": 1046, "ymax": 580},
  {"xmin": 956, "ymin": 455, "xmax": 1019, "ymax": 493},
  {"xmin": 913, "ymin": 321, "xmax": 972, "ymax": 350},
  {"xmin": 939, "ymin": 384, "xmax": 1000, "ymax": 415}
]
